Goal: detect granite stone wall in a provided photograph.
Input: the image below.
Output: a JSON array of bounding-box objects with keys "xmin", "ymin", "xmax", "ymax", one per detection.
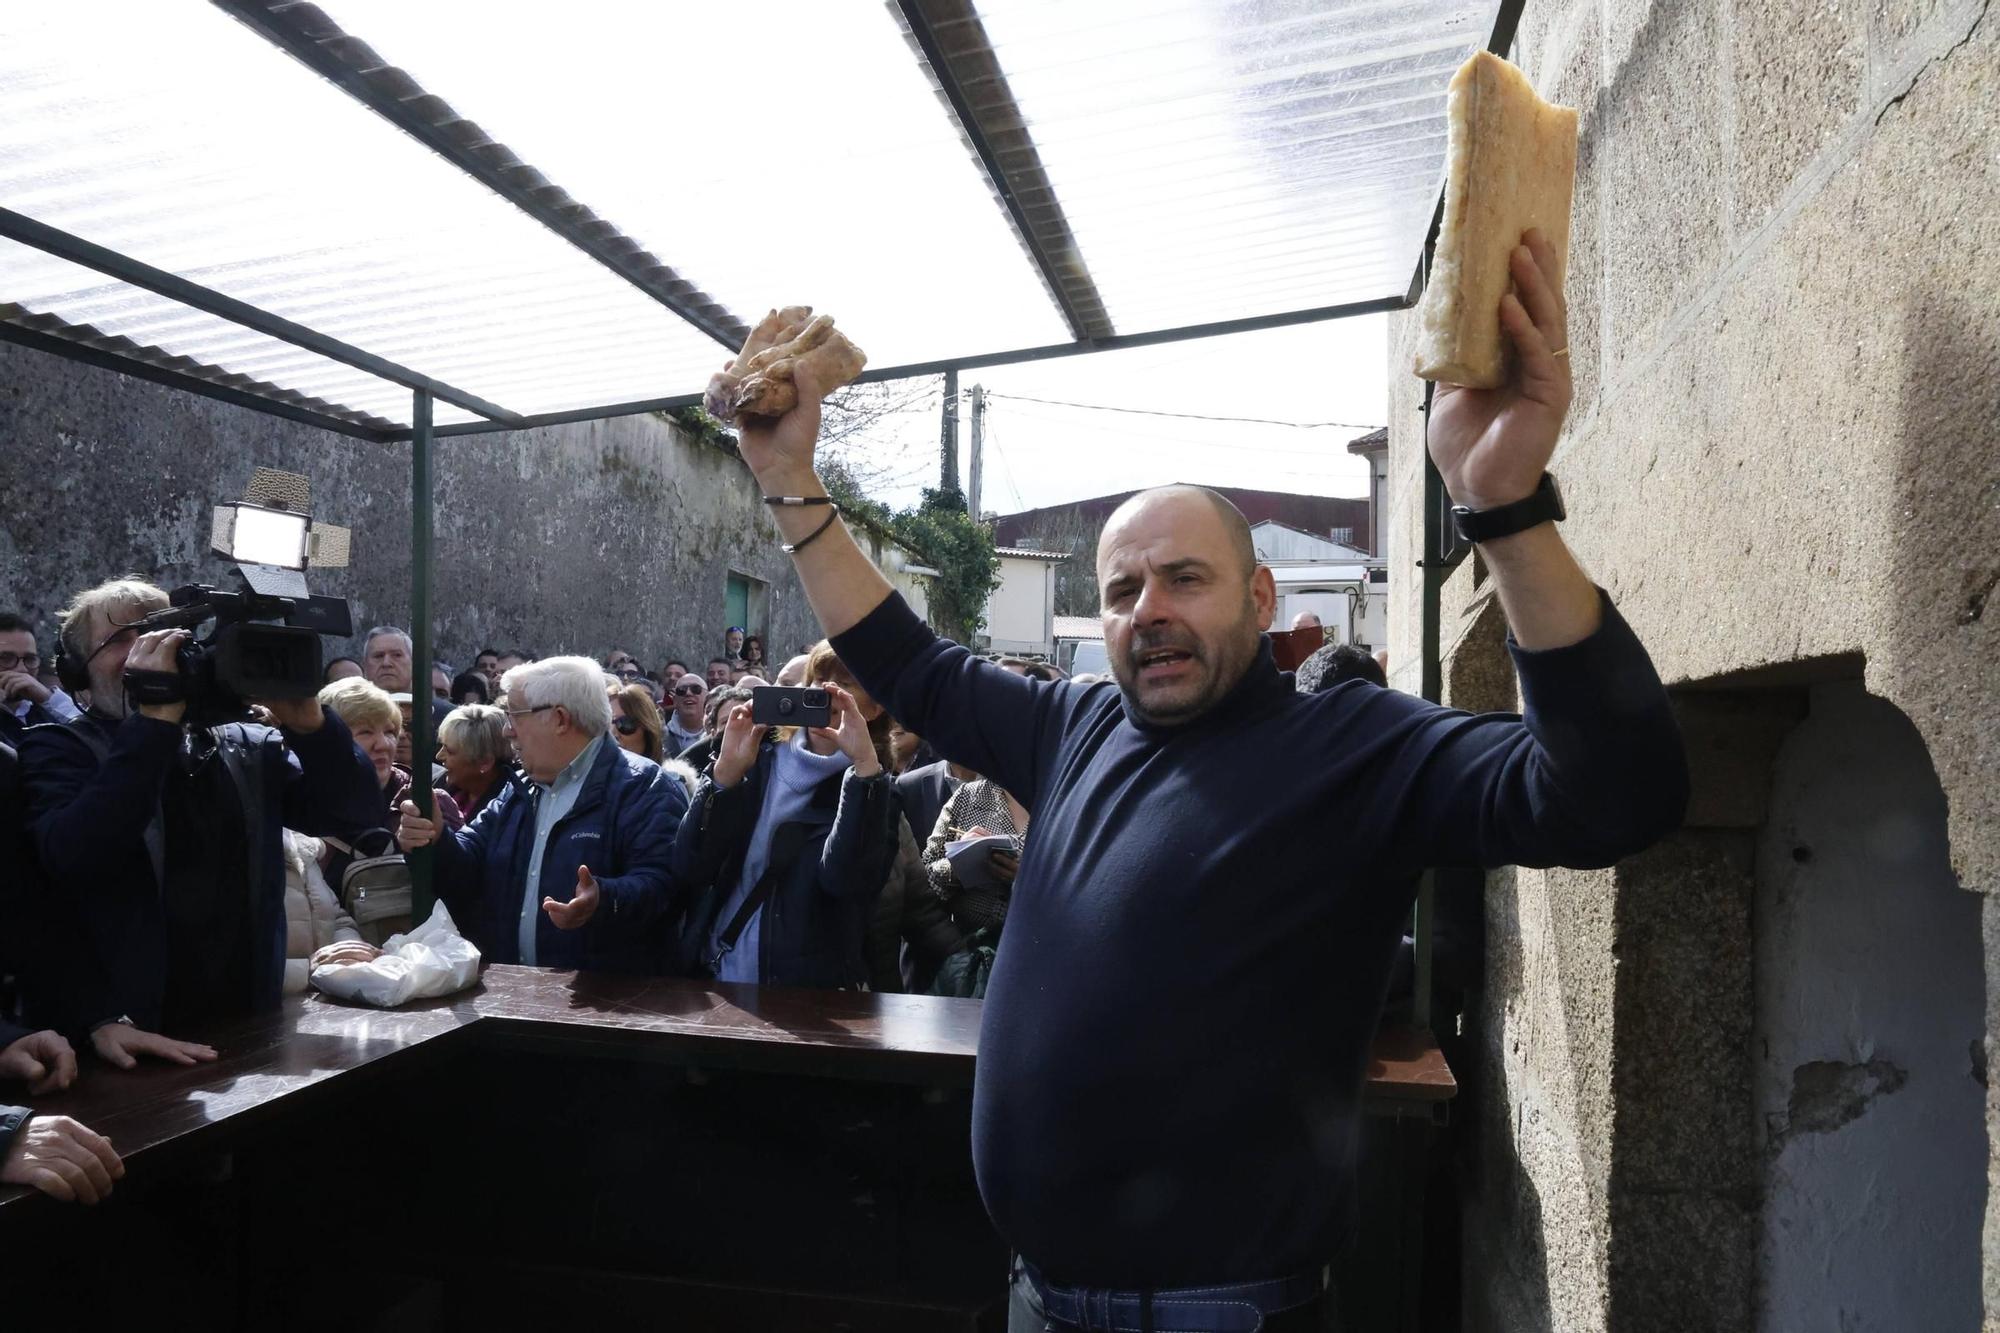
[
  {"xmin": 0, "ymin": 337, "xmax": 821, "ymax": 676},
  {"xmin": 1384, "ymin": 0, "xmax": 1998, "ymax": 1326}
]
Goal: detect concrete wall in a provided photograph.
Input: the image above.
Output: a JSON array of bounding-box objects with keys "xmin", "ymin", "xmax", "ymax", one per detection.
[
  {"xmin": 1383, "ymin": 0, "xmax": 1998, "ymax": 1326},
  {"xmin": 0, "ymin": 337, "xmax": 821, "ymax": 675}
]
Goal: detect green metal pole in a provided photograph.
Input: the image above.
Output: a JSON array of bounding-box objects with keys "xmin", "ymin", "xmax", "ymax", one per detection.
[
  {"xmin": 409, "ymin": 388, "xmax": 436, "ymax": 921},
  {"xmin": 1413, "ymin": 383, "xmax": 1451, "ymax": 1034}
]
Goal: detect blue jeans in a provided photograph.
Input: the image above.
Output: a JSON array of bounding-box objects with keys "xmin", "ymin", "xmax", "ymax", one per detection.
[{"xmin": 1007, "ymin": 1257, "xmax": 1331, "ymax": 1332}]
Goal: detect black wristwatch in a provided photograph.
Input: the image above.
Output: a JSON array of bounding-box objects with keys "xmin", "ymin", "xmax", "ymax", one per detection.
[{"xmin": 1451, "ymin": 472, "xmax": 1565, "ymax": 544}]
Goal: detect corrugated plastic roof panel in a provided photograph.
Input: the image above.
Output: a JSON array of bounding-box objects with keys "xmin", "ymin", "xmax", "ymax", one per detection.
[
  {"xmin": 966, "ymin": 0, "xmax": 1503, "ymax": 332},
  {"xmin": 307, "ymin": 0, "xmax": 1073, "ymax": 370},
  {"xmin": 1, "ymin": 0, "xmax": 1501, "ymax": 431},
  {"xmin": 0, "ymin": 3, "xmax": 729, "ymax": 423},
  {"xmin": 0, "ymin": 240, "xmax": 476, "ymax": 429}
]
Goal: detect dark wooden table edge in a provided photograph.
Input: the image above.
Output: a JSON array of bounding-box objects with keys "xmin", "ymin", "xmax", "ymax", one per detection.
[
  {"xmin": 2, "ymin": 1004, "xmax": 1459, "ymax": 1213},
  {"xmin": 0, "ymin": 1022, "xmax": 481, "ymax": 1215},
  {"xmin": 471, "ymin": 1013, "xmax": 978, "ymax": 1088}
]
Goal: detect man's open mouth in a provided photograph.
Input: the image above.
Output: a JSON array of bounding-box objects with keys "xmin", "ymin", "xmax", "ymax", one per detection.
[{"xmin": 1134, "ymin": 647, "xmax": 1195, "ymax": 681}]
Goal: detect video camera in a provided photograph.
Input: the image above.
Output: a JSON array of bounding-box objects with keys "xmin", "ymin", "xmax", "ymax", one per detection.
[{"xmin": 118, "ymin": 470, "xmax": 355, "ymax": 728}]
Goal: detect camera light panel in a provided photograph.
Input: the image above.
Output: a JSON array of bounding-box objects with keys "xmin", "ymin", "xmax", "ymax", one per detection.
[{"xmin": 214, "ymin": 502, "xmax": 309, "ymax": 570}]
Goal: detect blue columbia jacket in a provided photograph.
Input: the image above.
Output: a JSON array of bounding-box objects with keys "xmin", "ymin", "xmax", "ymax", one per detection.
[{"xmin": 430, "ymin": 738, "xmax": 685, "ymax": 973}]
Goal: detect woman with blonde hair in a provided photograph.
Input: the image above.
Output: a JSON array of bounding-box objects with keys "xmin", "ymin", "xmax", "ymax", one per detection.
[
  {"xmin": 316, "ymin": 677, "xmax": 462, "ymax": 887},
  {"xmin": 437, "ymin": 703, "xmax": 514, "ymax": 822}
]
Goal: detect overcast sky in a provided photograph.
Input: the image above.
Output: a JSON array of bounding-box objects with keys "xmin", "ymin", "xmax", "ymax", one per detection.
[{"xmin": 836, "ymin": 313, "xmax": 1389, "ymax": 516}]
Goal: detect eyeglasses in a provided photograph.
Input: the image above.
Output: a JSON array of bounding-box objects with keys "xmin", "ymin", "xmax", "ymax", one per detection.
[
  {"xmin": 0, "ymin": 652, "xmax": 40, "ymax": 672},
  {"xmin": 673, "ymin": 685, "xmax": 705, "ymax": 697},
  {"xmin": 504, "ymin": 704, "xmax": 557, "ymax": 719},
  {"xmin": 612, "ymin": 715, "xmax": 641, "ymax": 735}
]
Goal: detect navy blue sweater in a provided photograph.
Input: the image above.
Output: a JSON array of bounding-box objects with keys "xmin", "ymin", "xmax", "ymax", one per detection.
[{"xmin": 832, "ymin": 591, "xmax": 1687, "ymax": 1288}]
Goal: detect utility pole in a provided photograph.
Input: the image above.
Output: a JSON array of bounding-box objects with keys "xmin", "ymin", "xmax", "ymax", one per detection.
[
  {"xmin": 967, "ymin": 383, "xmax": 986, "ymax": 520},
  {"xmin": 939, "ymin": 367, "xmax": 960, "ymax": 493}
]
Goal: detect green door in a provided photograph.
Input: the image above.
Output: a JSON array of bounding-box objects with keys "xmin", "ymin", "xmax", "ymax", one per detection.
[{"xmin": 725, "ymin": 572, "xmax": 751, "ymax": 640}]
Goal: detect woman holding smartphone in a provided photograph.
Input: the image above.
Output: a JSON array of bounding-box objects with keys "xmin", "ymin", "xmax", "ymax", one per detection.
[{"xmin": 667, "ymin": 642, "xmax": 897, "ymax": 988}]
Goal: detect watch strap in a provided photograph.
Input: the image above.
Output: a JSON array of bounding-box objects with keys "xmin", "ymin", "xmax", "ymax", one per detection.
[{"xmin": 1451, "ymin": 472, "xmax": 1565, "ymax": 544}]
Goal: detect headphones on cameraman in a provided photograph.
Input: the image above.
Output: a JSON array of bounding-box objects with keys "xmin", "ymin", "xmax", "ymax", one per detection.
[{"xmin": 54, "ymin": 638, "xmax": 90, "ymax": 695}]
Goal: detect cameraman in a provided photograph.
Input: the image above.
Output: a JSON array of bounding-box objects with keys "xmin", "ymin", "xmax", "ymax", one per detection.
[{"xmin": 18, "ymin": 579, "xmax": 380, "ymax": 1058}]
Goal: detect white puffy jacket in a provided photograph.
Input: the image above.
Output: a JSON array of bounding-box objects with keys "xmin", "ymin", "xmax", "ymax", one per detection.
[{"xmin": 282, "ymin": 830, "xmax": 362, "ymax": 994}]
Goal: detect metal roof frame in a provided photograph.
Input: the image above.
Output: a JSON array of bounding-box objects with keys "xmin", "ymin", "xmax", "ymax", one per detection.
[
  {"xmin": 0, "ymin": 0, "xmax": 1526, "ymax": 1179},
  {"xmin": 2, "ymin": 0, "xmax": 1524, "ymax": 442}
]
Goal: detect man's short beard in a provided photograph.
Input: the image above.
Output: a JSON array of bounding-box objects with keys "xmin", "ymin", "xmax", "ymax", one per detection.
[{"xmin": 1112, "ymin": 594, "xmax": 1261, "ymax": 727}]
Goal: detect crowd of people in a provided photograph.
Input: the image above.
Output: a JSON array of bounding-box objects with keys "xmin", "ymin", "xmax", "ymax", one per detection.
[
  {"xmin": 0, "ymin": 575, "xmax": 1485, "ymax": 1242},
  {"xmin": 0, "ymin": 593, "xmax": 1159, "ymax": 1202}
]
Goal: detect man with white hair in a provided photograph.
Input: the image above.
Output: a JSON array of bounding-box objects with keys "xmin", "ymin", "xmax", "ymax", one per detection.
[{"xmin": 395, "ymin": 655, "xmax": 685, "ymax": 973}]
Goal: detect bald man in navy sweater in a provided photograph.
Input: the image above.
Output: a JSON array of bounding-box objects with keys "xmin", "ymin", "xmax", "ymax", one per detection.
[{"xmin": 730, "ymin": 232, "xmax": 1687, "ymax": 1332}]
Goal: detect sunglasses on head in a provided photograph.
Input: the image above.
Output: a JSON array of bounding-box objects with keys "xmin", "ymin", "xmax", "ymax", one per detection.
[{"xmin": 613, "ymin": 716, "xmax": 642, "ymax": 735}]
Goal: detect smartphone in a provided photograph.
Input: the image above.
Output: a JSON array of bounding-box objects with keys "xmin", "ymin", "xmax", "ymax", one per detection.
[{"xmin": 750, "ymin": 685, "xmax": 832, "ymax": 728}]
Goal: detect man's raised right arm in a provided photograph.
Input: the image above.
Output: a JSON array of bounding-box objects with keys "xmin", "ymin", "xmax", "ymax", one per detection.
[
  {"xmin": 733, "ymin": 361, "xmax": 895, "ymax": 638},
  {"xmin": 728, "ymin": 362, "xmax": 1074, "ymax": 801}
]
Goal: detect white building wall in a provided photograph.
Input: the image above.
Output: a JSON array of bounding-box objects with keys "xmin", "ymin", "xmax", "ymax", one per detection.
[
  {"xmin": 1251, "ymin": 521, "xmax": 1372, "ymax": 562},
  {"xmin": 985, "ymin": 556, "xmax": 1054, "ymax": 655}
]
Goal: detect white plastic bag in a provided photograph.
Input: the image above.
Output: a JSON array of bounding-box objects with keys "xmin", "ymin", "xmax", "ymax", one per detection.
[{"xmin": 309, "ymin": 901, "xmax": 481, "ymax": 1007}]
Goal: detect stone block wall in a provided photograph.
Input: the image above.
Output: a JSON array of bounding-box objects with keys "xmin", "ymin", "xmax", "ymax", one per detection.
[
  {"xmin": 0, "ymin": 337, "xmax": 822, "ymax": 674},
  {"xmin": 1384, "ymin": 0, "xmax": 1998, "ymax": 1326}
]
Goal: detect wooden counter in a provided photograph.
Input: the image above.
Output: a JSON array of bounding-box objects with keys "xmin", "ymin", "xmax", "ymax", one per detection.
[
  {"xmin": 0, "ymin": 969, "xmax": 1457, "ymax": 1330},
  {"xmin": 2, "ymin": 967, "xmax": 1452, "ymax": 1209}
]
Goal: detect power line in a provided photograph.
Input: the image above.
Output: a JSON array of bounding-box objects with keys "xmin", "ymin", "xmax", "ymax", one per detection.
[
  {"xmin": 985, "ymin": 416, "xmax": 1027, "ymax": 512},
  {"xmin": 981, "ymin": 391, "xmax": 1382, "ymax": 433},
  {"xmin": 989, "ymin": 402, "xmax": 1373, "ymax": 460}
]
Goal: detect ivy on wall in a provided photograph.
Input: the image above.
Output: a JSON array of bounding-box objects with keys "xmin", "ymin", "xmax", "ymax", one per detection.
[{"xmin": 662, "ymin": 411, "xmax": 1001, "ymax": 644}]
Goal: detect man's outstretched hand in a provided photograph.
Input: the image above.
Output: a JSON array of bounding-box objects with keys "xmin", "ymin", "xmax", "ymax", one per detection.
[
  {"xmin": 1426, "ymin": 227, "xmax": 1573, "ymax": 510},
  {"xmin": 543, "ymin": 865, "xmax": 599, "ymax": 930},
  {"xmin": 1424, "ymin": 226, "xmax": 1600, "ymax": 651}
]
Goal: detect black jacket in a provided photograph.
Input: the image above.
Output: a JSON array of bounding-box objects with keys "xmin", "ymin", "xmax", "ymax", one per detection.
[
  {"xmin": 19, "ymin": 708, "xmax": 380, "ymax": 1037},
  {"xmin": 0, "ymin": 738, "xmax": 26, "ymax": 992},
  {"xmin": 863, "ymin": 810, "xmax": 966, "ymax": 994},
  {"xmin": 669, "ymin": 739, "xmax": 897, "ymax": 989},
  {"xmin": 0, "ymin": 1018, "xmax": 31, "ymax": 1166},
  {"xmin": 893, "ymin": 760, "xmax": 959, "ymax": 848}
]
